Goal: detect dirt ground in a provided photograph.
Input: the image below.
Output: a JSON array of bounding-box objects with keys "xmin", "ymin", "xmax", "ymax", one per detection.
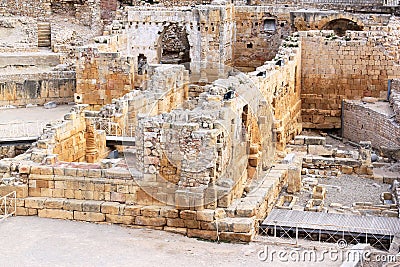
[{"xmin": 0, "ymin": 216, "xmax": 350, "ymax": 267}]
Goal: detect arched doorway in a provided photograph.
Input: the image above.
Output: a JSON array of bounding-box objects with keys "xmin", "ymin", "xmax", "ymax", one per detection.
[
  {"xmin": 158, "ymin": 24, "xmax": 191, "ymax": 67},
  {"xmin": 322, "ymin": 19, "xmax": 363, "ymax": 37}
]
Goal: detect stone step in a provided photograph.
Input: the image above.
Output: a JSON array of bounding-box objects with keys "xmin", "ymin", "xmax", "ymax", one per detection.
[{"xmin": 0, "ymin": 52, "xmax": 60, "ymax": 68}]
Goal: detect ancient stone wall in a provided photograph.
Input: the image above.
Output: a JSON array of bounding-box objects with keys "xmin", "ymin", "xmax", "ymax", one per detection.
[
  {"xmin": 300, "ymin": 28, "xmax": 400, "ymax": 129},
  {"xmin": 240, "ymin": 0, "xmax": 399, "ymax": 14},
  {"xmin": 343, "ymin": 100, "xmax": 400, "ymax": 149},
  {"xmin": 0, "ymin": 153, "xmax": 288, "ymax": 242},
  {"xmin": 233, "ymin": 6, "xmax": 291, "ymax": 71},
  {"xmin": 0, "ymin": 0, "xmax": 51, "ymax": 18},
  {"xmin": 1, "ymin": 0, "xmax": 101, "ymax": 29},
  {"xmin": 249, "ymin": 35, "xmax": 302, "ymax": 150},
  {"xmin": 126, "ymin": 5, "xmax": 235, "ymax": 79},
  {"xmin": 100, "ymin": 0, "xmax": 119, "ymax": 24},
  {"xmin": 0, "ymin": 17, "xmax": 38, "ymax": 52},
  {"xmin": 390, "ymin": 79, "xmax": 400, "ymax": 123},
  {"xmin": 75, "ymin": 48, "xmax": 134, "ymax": 110},
  {"xmin": 29, "ymin": 105, "xmax": 108, "ymax": 163},
  {"xmin": 0, "ymin": 144, "xmax": 30, "ymax": 160},
  {"xmin": 0, "ymin": 72, "xmax": 76, "ymax": 107}
]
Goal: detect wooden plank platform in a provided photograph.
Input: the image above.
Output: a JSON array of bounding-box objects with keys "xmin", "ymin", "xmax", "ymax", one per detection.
[{"xmin": 262, "ymin": 209, "xmax": 400, "ymax": 236}]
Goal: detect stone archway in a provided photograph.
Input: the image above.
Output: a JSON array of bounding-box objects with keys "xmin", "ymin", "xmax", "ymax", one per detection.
[
  {"xmin": 321, "ymin": 18, "xmax": 363, "ymax": 36},
  {"xmin": 158, "ymin": 23, "xmax": 191, "ymax": 66}
]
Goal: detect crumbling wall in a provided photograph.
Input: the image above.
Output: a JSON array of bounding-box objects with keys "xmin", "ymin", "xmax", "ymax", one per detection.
[
  {"xmin": 2, "ymin": 0, "xmax": 101, "ymax": 29},
  {"xmin": 343, "ymin": 100, "xmax": 400, "ymax": 149},
  {"xmin": 249, "ymin": 36, "xmax": 302, "ymax": 150},
  {"xmin": 1, "ymin": 0, "xmax": 51, "ymax": 18},
  {"xmin": 0, "ymin": 144, "xmax": 30, "ymax": 160},
  {"xmin": 301, "ymin": 27, "xmax": 400, "ymax": 129},
  {"xmin": 75, "ymin": 48, "xmax": 134, "ymax": 110},
  {"xmin": 0, "ymin": 72, "xmax": 76, "ymax": 107},
  {"xmin": 29, "ymin": 105, "xmax": 108, "ymax": 163},
  {"xmin": 390, "ymin": 79, "xmax": 400, "ymax": 123},
  {"xmin": 233, "ymin": 6, "xmax": 290, "ymax": 71},
  {"xmin": 0, "ymin": 17, "xmax": 38, "ymax": 52},
  {"xmin": 126, "ymin": 5, "xmax": 235, "ymax": 79}
]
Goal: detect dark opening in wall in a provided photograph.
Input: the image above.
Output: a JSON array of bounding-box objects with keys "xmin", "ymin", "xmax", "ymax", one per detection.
[
  {"xmin": 247, "ymin": 43, "xmax": 253, "ymax": 49},
  {"xmin": 138, "ymin": 54, "xmax": 147, "ymax": 75},
  {"xmin": 159, "ymin": 24, "xmax": 191, "ymax": 66},
  {"xmin": 263, "ymin": 19, "xmax": 276, "ymax": 32},
  {"xmin": 322, "ymin": 19, "xmax": 363, "ymax": 37}
]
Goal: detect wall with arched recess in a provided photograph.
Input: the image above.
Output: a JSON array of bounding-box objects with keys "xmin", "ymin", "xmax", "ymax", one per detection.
[
  {"xmin": 126, "ymin": 5, "xmax": 235, "ymax": 80},
  {"xmin": 290, "ymin": 10, "xmax": 390, "ymax": 33}
]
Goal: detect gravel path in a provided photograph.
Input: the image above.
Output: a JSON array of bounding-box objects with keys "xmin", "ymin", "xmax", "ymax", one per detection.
[{"xmin": 296, "ymin": 175, "xmax": 390, "ymax": 207}]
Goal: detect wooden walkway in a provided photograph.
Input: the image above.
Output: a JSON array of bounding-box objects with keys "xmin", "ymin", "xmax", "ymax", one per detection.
[{"xmin": 262, "ymin": 209, "xmax": 400, "ymax": 236}]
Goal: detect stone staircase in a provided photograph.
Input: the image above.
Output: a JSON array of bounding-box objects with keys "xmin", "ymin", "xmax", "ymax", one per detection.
[{"xmin": 38, "ymin": 22, "xmax": 51, "ymax": 48}]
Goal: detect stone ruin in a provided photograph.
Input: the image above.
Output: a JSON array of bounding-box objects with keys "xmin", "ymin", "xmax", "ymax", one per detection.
[{"xmin": 0, "ymin": 0, "xmax": 399, "ymax": 243}]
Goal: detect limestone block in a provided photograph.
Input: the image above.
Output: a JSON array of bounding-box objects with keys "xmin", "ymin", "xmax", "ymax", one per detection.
[
  {"xmin": 44, "ymin": 198, "xmax": 65, "ymax": 209},
  {"xmin": 25, "ymin": 197, "xmax": 47, "ymax": 209},
  {"xmin": 287, "ymin": 164, "xmax": 301, "ymax": 194},
  {"xmin": 101, "ymin": 202, "xmax": 122, "ymax": 215},
  {"xmin": 83, "ymin": 200, "xmax": 103, "ymax": 212},
  {"xmin": 219, "ymin": 231, "xmax": 253, "ymax": 242},
  {"xmin": 160, "ymin": 207, "xmax": 179, "ymax": 218},
  {"xmin": 124, "ymin": 205, "xmax": 142, "ymax": 216},
  {"xmin": 312, "ymin": 186, "xmax": 326, "ymax": 200},
  {"xmin": 308, "ymin": 145, "xmax": 333, "ymax": 156},
  {"xmin": 38, "ymin": 209, "xmax": 73, "ymax": 220},
  {"xmin": 141, "ymin": 206, "xmax": 160, "ymax": 217},
  {"xmin": 196, "ymin": 209, "xmax": 214, "ymax": 222},
  {"xmin": 214, "ymin": 208, "xmax": 226, "ymax": 219},
  {"xmin": 180, "ymin": 210, "xmax": 196, "ymax": 220},
  {"xmin": 167, "ymin": 218, "xmax": 186, "ymax": 228},
  {"xmin": 63, "ymin": 199, "xmax": 85, "ymax": 211},
  {"xmin": 110, "ymin": 192, "xmax": 126, "ymax": 202},
  {"xmin": 232, "ymin": 218, "xmax": 254, "ymax": 233},
  {"xmin": 74, "ymin": 211, "xmax": 105, "ymax": 222},
  {"xmin": 105, "ymin": 214, "xmax": 134, "ymax": 225},
  {"xmin": 200, "ymin": 221, "xmax": 217, "ymax": 231},
  {"xmin": 184, "ymin": 219, "xmax": 199, "ymax": 229},
  {"xmin": 187, "ymin": 229, "xmax": 218, "ymax": 240},
  {"xmin": 135, "ymin": 216, "xmax": 166, "ymax": 227},
  {"xmin": 164, "ymin": 226, "xmax": 187, "ymax": 235}
]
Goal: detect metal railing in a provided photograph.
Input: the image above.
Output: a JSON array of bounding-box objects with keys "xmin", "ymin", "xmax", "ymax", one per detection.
[
  {"xmin": 88, "ymin": 118, "xmax": 135, "ymax": 138},
  {"xmin": 258, "ymin": 220, "xmax": 395, "ymax": 251},
  {"xmin": 0, "ymin": 191, "xmax": 16, "ymax": 221}
]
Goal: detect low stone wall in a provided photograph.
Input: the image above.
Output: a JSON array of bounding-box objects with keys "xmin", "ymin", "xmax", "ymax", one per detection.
[
  {"xmin": 300, "ymin": 25, "xmax": 400, "ymax": 129},
  {"xmin": 390, "ymin": 79, "xmax": 400, "ymax": 123},
  {"xmin": 343, "ymin": 100, "xmax": 400, "ymax": 150},
  {"xmin": 0, "ymin": 72, "xmax": 76, "ymax": 107},
  {"xmin": 75, "ymin": 48, "xmax": 134, "ymax": 110},
  {"xmin": 0, "ymin": 144, "xmax": 30, "ymax": 160},
  {"xmin": 0, "ymin": 162, "xmax": 288, "ymax": 242}
]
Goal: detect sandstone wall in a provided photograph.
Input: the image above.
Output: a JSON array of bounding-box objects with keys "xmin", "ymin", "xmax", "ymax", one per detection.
[
  {"xmin": 0, "ymin": 159, "xmax": 288, "ymax": 242},
  {"xmin": 0, "ymin": 144, "xmax": 30, "ymax": 160},
  {"xmin": 29, "ymin": 105, "xmax": 108, "ymax": 163},
  {"xmin": 76, "ymin": 48, "xmax": 134, "ymax": 110},
  {"xmin": 233, "ymin": 6, "xmax": 290, "ymax": 71},
  {"xmin": 0, "ymin": 72, "xmax": 76, "ymax": 107},
  {"xmin": 390, "ymin": 79, "xmax": 400, "ymax": 123},
  {"xmin": 300, "ymin": 29, "xmax": 400, "ymax": 129},
  {"xmin": 1, "ymin": 0, "xmax": 101, "ymax": 29},
  {"xmin": 0, "ymin": 17, "xmax": 38, "ymax": 52},
  {"xmin": 250, "ymin": 36, "xmax": 302, "ymax": 150},
  {"xmin": 343, "ymin": 100, "xmax": 400, "ymax": 149},
  {"xmin": 126, "ymin": 5, "xmax": 235, "ymax": 79}
]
